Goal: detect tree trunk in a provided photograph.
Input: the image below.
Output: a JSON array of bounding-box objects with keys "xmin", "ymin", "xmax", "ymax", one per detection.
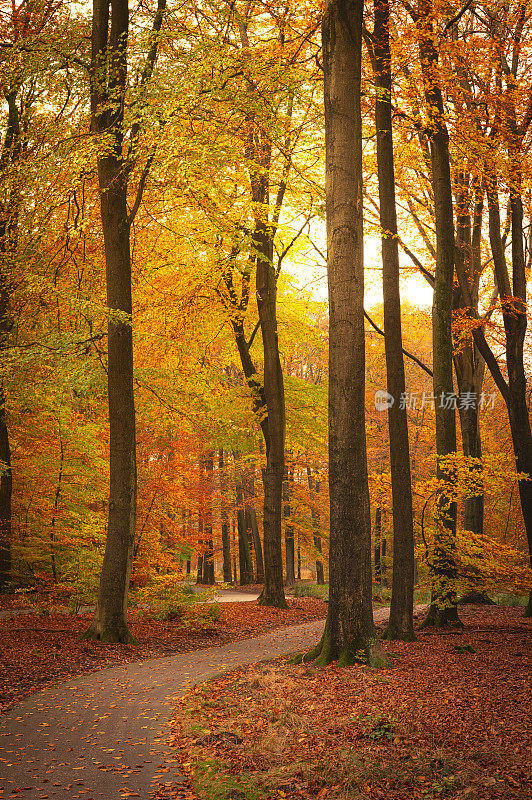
[
  {"xmin": 374, "ymin": 506, "xmax": 382, "ymax": 584},
  {"xmin": 283, "ymin": 467, "xmax": 295, "ymax": 587},
  {"xmin": 196, "ymin": 555, "xmax": 203, "ymax": 584},
  {"xmin": 236, "ymin": 476, "xmax": 253, "ymax": 585},
  {"xmin": 219, "ymin": 450, "xmax": 233, "ymax": 584},
  {"xmin": 85, "ymin": 138, "xmax": 137, "ymax": 641},
  {"xmin": 417, "ymin": 0, "xmax": 460, "ymax": 627},
  {"xmin": 232, "ymin": 519, "xmax": 238, "ymax": 584},
  {"xmin": 454, "ymin": 177, "xmax": 485, "ymax": 537},
  {"xmin": 249, "ymin": 507, "xmax": 264, "ymax": 583},
  {"xmin": 371, "ymin": 0, "xmax": 415, "ymax": 640},
  {"xmin": 201, "ymin": 453, "xmax": 215, "ymax": 585},
  {"xmin": 243, "ymin": 466, "xmax": 264, "ymax": 582},
  {"xmin": 506, "ymin": 182, "xmax": 532, "ymax": 616},
  {"xmin": 306, "ymin": 0, "xmax": 374, "ymax": 665},
  {"xmin": 307, "ymin": 469, "xmax": 325, "ymax": 585},
  {"xmin": 381, "ymin": 537, "xmax": 388, "ymax": 587},
  {"xmin": 0, "ymin": 91, "xmax": 21, "ymax": 590},
  {"xmin": 256, "ymin": 223, "xmax": 287, "ymax": 607},
  {"xmin": 0, "ymin": 386, "xmax": 12, "ymax": 589},
  {"xmin": 85, "ymin": 0, "xmax": 166, "ymax": 642}
]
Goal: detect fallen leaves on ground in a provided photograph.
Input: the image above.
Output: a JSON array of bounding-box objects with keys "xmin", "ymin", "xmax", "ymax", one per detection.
[
  {"xmin": 172, "ymin": 606, "xmax": 531, "ymax": 800},
  {"xmin": 0, "ymin": 598, "xmax": 326, "ymax": 713}
]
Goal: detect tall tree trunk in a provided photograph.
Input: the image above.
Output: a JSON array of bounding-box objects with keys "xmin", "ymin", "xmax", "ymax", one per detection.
[
  {"xmin": 506, "ymin": 172, "xmax": 532, "ymax": 616},
  {"xmin": 243, "ymin": 466, "xmax": 264, "ymax": 582},
  {"xmin": 0, "ymin": 386, "xmax": 12, "ymax": 589},
  {"xmin": 374, "ymin": 506, "xmax": 382, "ymax": 585},
  {"xmin": 371, "ymin": 0, "xmax": 415, "ymax": 640},
  {"xmin": 255, "ymin": 223, "xmax": 287, "ymax": 607},
  {"xmin": 468, "ymin": 171, "xmax": 532, "ymax": 614},
  {"xmin": 0, "ymin": 91, "xmax": 21, "ymax": 590},
  {"xmin": 196, "ymin": 555, "xmax": 203, "ymax": 584},
  {"xmin": 283, "ymin": 466, "xmax": 295, "ymax": 587},
  {"xmin": 219, "ymin": 450, "xmax": 233, "ymax": 584},
  {"xmin": 235, "ymin": 473, "xmax": 253, "ymax": 586},
  {"xmin": 454, "ymin": 178, "xmax": 485, "ymax": 537},
  {"xmin": 307, "ymin": 467, "xmax": 324, "ymax": 585},
  {"xmin": 306, "ymin": 0, "xmax": 374, "ymax": 665},
  {"xmin": 201, "ymin": 453, "xmax": 215, "ymax": 585},
  {"xmin": 249, "ymin": 507, "xmax": 264, "ymax": 583},
  {"xmin": 417, "ymin": 0, "xmax": 460, "ymax": 627},
  {"xmin": 85, "ymin": 0, "xmax": 136, "ymax": 642},
  {"xmin": 85, "ymin": 0, "xmax": 166, "ymax": 642},
  {"xmin": 232, "ymin": 519, "xmax": 238, "ymax": 584}
]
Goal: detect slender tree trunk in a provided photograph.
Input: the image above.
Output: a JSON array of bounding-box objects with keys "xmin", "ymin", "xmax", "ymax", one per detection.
[
  {"xmin": 506, "ymin": 176, "xmax": 532, "ymax": 615},
  {"xmin": 232, "ymin": 519, "xmax": 238, "ymax": 584},
  {"xmin": 381, "ymin": 537, "xmax": 388, "ymax": 587},
  {"xmin": 256, "ymin": 223, "xmax": 287, "ymax": 607},
  {"xmin": 307, "ymin": 468, "xmax": 324, "ymax": 585},
  {"xmin": 236, "ymin": 474, "xmax": 253, "ymax": 585},
  {"xmin": 249, "ymin": 507, "xmax": 264, "ymax": 583},
  {"xmin": 0, "ymin": 386, "xmax": 11, "ymax": 589},
  {"xmin": 85, "ymin": 137, "xmax": 137, "ymax": 640},
  {"xmin": 371, "ymin": 0, "xmax": 415, "ymax": 640},
  {"xmin": 219, "ymin": 450, "xmax": 233, "ymax": 583},
  {"xmin": 283, "ymin": 467, "xmax": 295, "ymax": 587},
  {"xmin": 49, "ymin": 427, "xmax": 64, "ymax": 585},
  {"xmin": 306, "ymin": 0, "xmax": 374, "ymax": 665},
  {"xmin": 374, "ymin": 506, "xmax": 382, "ymax": 585},
  {"xmin": 454, "ymin": 178, "xmax": 485, "ymax": 537},
  {"xmin": 85, "ymin": 0, "xmax": 166, "ymax": 642},
  {"xmin": 0, "ymin": 92, "xmax": 21, "ymax": 590},
  {"xmin": 201, "ymin": 453, "xmax": 215, "ymax": 585},
  {"xmin": 417, "ymin": 0, "xmax": 460, "ymax": 627}
]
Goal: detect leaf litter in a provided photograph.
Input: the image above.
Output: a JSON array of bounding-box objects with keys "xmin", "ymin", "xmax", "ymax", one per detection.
[{"xmin": 171, "ymin": 606, "xmax": 531, "ymax": 800}]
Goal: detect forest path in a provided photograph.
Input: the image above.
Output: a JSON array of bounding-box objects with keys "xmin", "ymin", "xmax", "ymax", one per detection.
[{"xmin": 0, "ymin": 605, "xmax": 422, "ymax": 799}]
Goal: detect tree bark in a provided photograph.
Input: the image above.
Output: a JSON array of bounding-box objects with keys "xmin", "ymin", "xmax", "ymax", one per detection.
[
  {"xmin": 235, "ymin": 467, "xmax": 253, "ymax": 586},
  {"xmin": 255, "ymin": 221, "xmax": 287, "ymax": 607},
  {"xmin": 371, "ymin": 0, "xmax": 415, "ymax": 640},
  {"xmin": 307, "ymin": 467, "xmax": 324, "ymax": 585},
  {"xmin": 306, "ymin": 0, "xmax": 374, "ymax": 665},
  {"xmin": 283, "ymin": 466, "xmax": 295, "ymax": 587},
  {"xmin": 374, "ymin": 506, "xmax": 382, "ymax": 584},
  {"xmin": 0, "ymin": 386, "xmax": 12, "ymax": 589},
  {"xmin": 0, "ymin": 90, "xmax": 22, "ymax": 590},
  {"xmin": 453, "ymin": 178, "xmax": 485, "ymax": 537},
  {"xmin": 417, "ymin": 0, "xmax": 460, "ymax": 627},
  {"xmin": 201, "ymin": 453, "xmax": 215, "ymax": 585},
  {"xmin": 219, "ymin": 450, "xmax": 233, "ymax": 583},
  {"xmin": 86, "ymin": 0, "xmax": 166, "ymax": 641}
]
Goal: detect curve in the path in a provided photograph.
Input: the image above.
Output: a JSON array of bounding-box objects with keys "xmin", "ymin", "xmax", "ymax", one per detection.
[{"xmin": 0, "ymin": 606, "xmax": 423, "ymax": 799}]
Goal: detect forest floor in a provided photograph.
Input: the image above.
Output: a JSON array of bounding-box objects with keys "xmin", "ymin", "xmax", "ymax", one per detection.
[
  {"xmin": 0, "ymin": 597, "xmax": 327, "ymax": 714},
  {"xmin": 172, "ymin": 606, "xmax": 531, "ymax": 800}
]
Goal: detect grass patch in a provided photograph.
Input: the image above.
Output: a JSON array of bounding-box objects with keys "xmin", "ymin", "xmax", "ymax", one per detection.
[
  {"xmin": 292, "ymin": 583, "xmax": 329, "ymax": 599},
  {"xmin": 192, "ymin": 757, "xmax": 267, "ymax": 800}
]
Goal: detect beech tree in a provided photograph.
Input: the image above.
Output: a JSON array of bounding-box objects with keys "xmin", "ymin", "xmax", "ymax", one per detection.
[
  {"xmin": 365, "ymin": 0, "xmax": 415, "ymax": 640},
  {"xmin": 413, "ymin": 0, "xmax": 460, "ymax": 627},
  {"xmin": 306, "ymin": 0, "xmax": 373, "ymax": 665},
  {"xmin": 85, "ymin": 0, "xmax": 166, "ymax": 642}
]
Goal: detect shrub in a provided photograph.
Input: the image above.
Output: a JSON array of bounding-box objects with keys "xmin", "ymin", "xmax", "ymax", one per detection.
[{"xmin": 138, "ymin": 575, "xmax": 219, "ymax": 624}]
